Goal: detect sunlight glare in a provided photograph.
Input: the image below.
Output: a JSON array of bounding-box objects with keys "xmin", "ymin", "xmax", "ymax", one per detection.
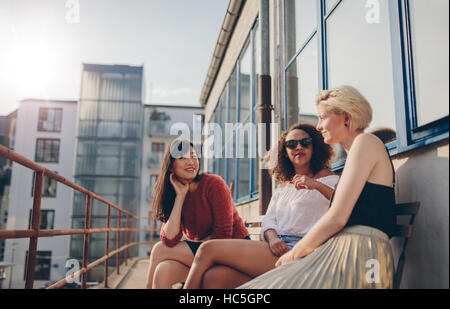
[{"xmin": 5, "ymin": 32, "xmax": 62, "ymax": 99}]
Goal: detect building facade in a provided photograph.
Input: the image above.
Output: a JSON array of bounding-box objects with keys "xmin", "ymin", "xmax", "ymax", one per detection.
[
  {"xmin": 200, "ymin": 0, "xmax": 448, "ymax": 288},
  {"xmin": 139, "ymin": 104, "xmax": 204, "ymax": 257},
  {"xmin": 69, "ymin": 64, "xmax": 145, "ymax": 282},
  {"xmin": 3, "ymin": 99, "xmax": 77, "ymax": 289}
]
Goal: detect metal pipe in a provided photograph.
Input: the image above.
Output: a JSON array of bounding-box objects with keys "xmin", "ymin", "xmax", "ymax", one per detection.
[
  {"xmin": 258, "ymin": 0, "xmax": 273, "ymax": 215},
  {"xmin": 116, "ymin": 212, "xmax": 121, "ymax": 275},
  {"xmin": 104, "ymin": 205, "xmax": 111, "ymax": 288},
  {"xmin": 24, "ymin": 171, "xmax": 43, "ymax": 289},
  {"xmin": 81, "ymin": 195, "xmax": 92, "ymax": 289},
  {"xmin": 0, "ymin": 227, "xmax": 157, "ymax": 240}
]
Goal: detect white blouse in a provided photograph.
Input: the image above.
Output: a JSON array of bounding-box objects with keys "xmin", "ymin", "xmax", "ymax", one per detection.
[{"xmin": 261, "ymin": 175, "xmax": 340, "ymax": 239}]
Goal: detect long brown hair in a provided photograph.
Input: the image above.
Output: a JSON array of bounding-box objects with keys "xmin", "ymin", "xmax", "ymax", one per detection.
[
  {"xmin": 270, "ymin": 122, "xmax": 334, "ymax": 183},
  {"xmin": 152, "ymin": 139, "xmax": 202, "ymax": 222}
]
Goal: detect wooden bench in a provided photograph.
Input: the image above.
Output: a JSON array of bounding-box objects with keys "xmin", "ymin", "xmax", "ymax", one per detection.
[
  {"xmin": 391, "ymin": 201, "xmax": 420, "ymax": 289},
  {"xmin": 244, "ymin": 215, "xmax": 265, "ymax": 240},
  {"xmin": 243, "ymin": 201, "xmax": 420, "ymax": 289}
]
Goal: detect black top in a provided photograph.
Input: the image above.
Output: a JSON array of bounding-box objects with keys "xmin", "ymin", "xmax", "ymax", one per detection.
[{"xmin": 331, "ymin": 148, "xmax": 396, "ymax": 238}]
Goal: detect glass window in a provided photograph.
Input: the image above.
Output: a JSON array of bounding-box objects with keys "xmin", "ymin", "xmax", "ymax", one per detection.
[
  {"xmin": 226, "ymin": 69, "xmax": 237, "ymax": 186},
  {"xmin": 98, "ymin": 121, "xmax": 122, "ymax": 138},
  {"xmin": 24, "ymin": 251, "xmax": 52, "ymax": 280},
  {"xmin": 150, "ymin": 175, "xmax": 158, "ymax": 198},
  {"xmin": 325, "ymin": 0, "xmax": 340, "ymax": 14},
  {"xmin": 286, "ymin": 35, "xmax": 319, "ymax": 128},
  {"xmin": 100, "ymin": 72, "xmax": 125, "ymax": 101},
  {"xmin": 38, "ymin": 108, "xmax": 63, "ymax": 132},
  {"xmin": 240, "ymin": 42, "xmax": 252, "ymax": 123},
  {"xmin": 149, "ymin": 143, "xmax": 165, "ymax": 169},
  {"xmin": 99, "ymin": 101, "xmax": 122, "ymax": 121},
  {"xmin": 28, "ymin": 209, "xmax": 55, "ymax": 230},
  {"xmin": 35, "ymin": 139, "xmax": 60, "ymax": 163},
  {"xmin": 31, "ymin": 172, "xmax": 57, "ymax": 198},
  {"xmin": 220, "ymin": 88, "xmax": 227, "ymax": 177},
  {"xmin": 408, "ymin": 0, "xmax": 449, "ymax": 126},
  {"xmin": 326, "ymin": 0, "xmax": 396, "ymax": 161},
  {"xmin": 285, "ymin": 0, "xmax": 318, "ymax": 62}
]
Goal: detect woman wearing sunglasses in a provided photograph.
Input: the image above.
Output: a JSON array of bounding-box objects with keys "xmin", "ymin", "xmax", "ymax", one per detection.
[
  {"xmin": 239, "ymin": 85, "xmax": 396, "ymax": 289},
  {"xmin": 182, "ymin": 123, "xmax": 338, "ymax": 289},
  {"xmin": 146, "ymin": 139, "xmax": 249, "ymax": 289}
]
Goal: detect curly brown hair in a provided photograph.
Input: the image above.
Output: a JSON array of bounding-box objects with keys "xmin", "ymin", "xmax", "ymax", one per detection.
[{"xmin": 269, "ymin": 122, "xmax": 334, "ymax": 183}]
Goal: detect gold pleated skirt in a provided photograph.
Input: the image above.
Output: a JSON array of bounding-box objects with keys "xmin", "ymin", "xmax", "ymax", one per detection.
[{"xmin": 238, "ymin": 225, "xmax": 394, "ymax": 289}]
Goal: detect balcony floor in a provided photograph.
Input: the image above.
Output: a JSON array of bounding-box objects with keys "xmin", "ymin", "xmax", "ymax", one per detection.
[{"xmin": 116, "ymin": 258, "xmax": 149, "ymax": 289}]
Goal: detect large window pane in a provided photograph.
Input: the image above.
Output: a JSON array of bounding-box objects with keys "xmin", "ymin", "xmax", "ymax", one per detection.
[
  {"xmin": 227, "ymin": 69, "xmax": 237, "ymax": 187},
  {"xmin": 409, "ymin": 0, "xmax": 449, "ymax": 126},
  {"xmin": 35, "ymin": 139, "xmax": 60, "ymax": 163},
  {"xmin": 286, "ymin": 35, "xmax": 319, "ymax": 128},
  {"xmin": 325, "ymin": 0, "xmax": 339, "ymax": 14},
  {"xmin": 240, "ymin": 42, "xmax": 252, "ymax": 123},
  {"xmin": 327, "ymin": 0, "xmax": 396, "ymax": 156},
  {"xmin": 38, "ymin": 108, "xmax": 63, "ymax": 132},
  {"xmin": 285, "ymin": 0, "xmax": 318, "ymax": 62}
]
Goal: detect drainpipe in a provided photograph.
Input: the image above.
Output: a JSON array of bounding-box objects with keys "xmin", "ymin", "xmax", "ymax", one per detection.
[{"xmin": 258, "ymin": 0, "xmax": 272, "ymax": 215}]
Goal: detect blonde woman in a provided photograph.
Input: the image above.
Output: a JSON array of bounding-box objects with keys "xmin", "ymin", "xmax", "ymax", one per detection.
[{"xmin": 239, "ymin": 85, "xmax": 396, "ymax": 289}]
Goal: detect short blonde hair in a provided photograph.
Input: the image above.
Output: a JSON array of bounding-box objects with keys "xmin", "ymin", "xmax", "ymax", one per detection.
[{"xmin": 315, "ymin": 85, "xmax": 373, "ymax": 131}]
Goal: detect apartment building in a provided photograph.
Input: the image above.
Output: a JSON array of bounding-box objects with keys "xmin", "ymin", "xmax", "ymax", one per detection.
[{"xmin": 3, "ymin": 99, "xmax": 77, "ymax": 288}]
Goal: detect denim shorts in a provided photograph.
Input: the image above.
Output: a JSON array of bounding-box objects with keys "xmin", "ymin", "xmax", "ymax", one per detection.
[{"xmin": 279, "ymin": 235, "xmax": 303, "ymax": 250}]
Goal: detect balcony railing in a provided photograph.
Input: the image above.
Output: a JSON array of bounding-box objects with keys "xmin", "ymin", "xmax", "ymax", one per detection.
[
  {"xmin": 148, "ymin": 120, "xmax": 170, "ymax": 136},
  {"xmin": 0, "ymin": 144, "xmax": 156, "ymax": 289},
  {"xmin": 147, "ymin": 152, "xmax": 164, "ymax": 169}
]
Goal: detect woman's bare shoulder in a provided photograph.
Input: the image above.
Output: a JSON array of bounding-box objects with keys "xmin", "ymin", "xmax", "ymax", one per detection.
[
  {"xmin": 352, "ymin": 133, "xmax": 387, "ymax": 157},
  {"xmin": 315, "ymin": 169, "xmax": 335, "ymax": 178}
]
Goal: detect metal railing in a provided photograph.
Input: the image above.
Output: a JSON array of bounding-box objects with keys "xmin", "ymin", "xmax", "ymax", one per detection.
[{"xmin": 0, "ymin": 144, "xmax": 156, "ymax": 289}]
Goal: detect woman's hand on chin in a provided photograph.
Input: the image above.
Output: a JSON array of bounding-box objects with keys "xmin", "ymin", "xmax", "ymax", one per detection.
[{"xmin": 170, "ymin": 173, "xmax": 189, "ymax": 197}]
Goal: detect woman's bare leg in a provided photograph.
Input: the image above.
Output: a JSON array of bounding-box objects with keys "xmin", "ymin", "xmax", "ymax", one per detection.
[
  {"xmin": 202, "ymin": 265, "xmax": 252, "ymax": 289},
  {"xmin": 183, "ymin": 239, "xmax": 278, "ymax": 289},
  {"xmin": 146, "ymin": 241, "xmax": 194, "ymax": 289},
  {"xmin": 153, "ymin": 260, "xmax": 190, "ymax": 289}
]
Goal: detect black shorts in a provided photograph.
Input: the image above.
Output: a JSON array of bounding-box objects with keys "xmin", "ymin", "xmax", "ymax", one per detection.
[{"xmin": 185, "ymin": 235, "xmax": 251, "ymax": 256}]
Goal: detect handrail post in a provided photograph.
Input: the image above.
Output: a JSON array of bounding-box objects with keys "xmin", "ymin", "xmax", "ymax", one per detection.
[
  {"xmin": 125, "ymin": 215, "xmax": 129, "ymax": 266},
  {"xmin": 81, "ymin": 195, "xmax": 92, "ymax": 289},
  {"xmin": 116, "ymin": 211, "xmax": 121, "ymax": 275},
  {"xmin": 25, "ymin": 171, "xmax": 44, "ymax": 289},
  {"xmin": 104, "ymin": 204, "xmax": 111, "ymax": 288},
  {"xmin": 130, "ymin": 217, "xmax": 135, "ymax": 259}
]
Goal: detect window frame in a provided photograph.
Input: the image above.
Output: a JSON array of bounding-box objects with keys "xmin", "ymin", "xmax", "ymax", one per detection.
[
  {"xmin": 24, "ymin": 250, "xmax": 52, "ymax": 281},
  {"xmin": 37, "ymin": 108, "xmax": 63, "ymax": 133},
  {"xmin": 210, "ymin": 22, "xmax": 259, "ymax": 203},
  {"xmin": 35, "ymin": 138, "xmax": 60, "ymax": 163},
  {"xmin": 28, "ymin": 209, "xmax": 55, "ymax": 230},
  {"xmin": 281, "ymin": 0, "xmax": 449, "ymax": 171},
  {"xmin": 31, "ymin": 171, "xmax": 58, "ymax": 198}
]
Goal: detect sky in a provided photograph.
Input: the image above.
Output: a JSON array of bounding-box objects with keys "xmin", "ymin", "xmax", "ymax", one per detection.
[{"xmin": 0, "ymin": 0, "xmax": 229, "ymax": 115}]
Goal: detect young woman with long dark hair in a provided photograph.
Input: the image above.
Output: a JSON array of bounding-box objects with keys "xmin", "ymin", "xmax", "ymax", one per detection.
[{"xmin": 146, "ymin": 139, "xmax": 248, "ymax": 289}]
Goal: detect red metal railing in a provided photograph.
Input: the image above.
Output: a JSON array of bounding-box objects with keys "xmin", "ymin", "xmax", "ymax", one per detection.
[{"xmin": 0, "ymin": 144, "xmax": 156, "ymax": 289}]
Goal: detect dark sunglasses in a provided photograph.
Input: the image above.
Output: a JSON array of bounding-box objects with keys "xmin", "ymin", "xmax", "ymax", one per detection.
[{"xmin": 284, "ymin": 138, "xmax": 313, "ymax": 149}]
